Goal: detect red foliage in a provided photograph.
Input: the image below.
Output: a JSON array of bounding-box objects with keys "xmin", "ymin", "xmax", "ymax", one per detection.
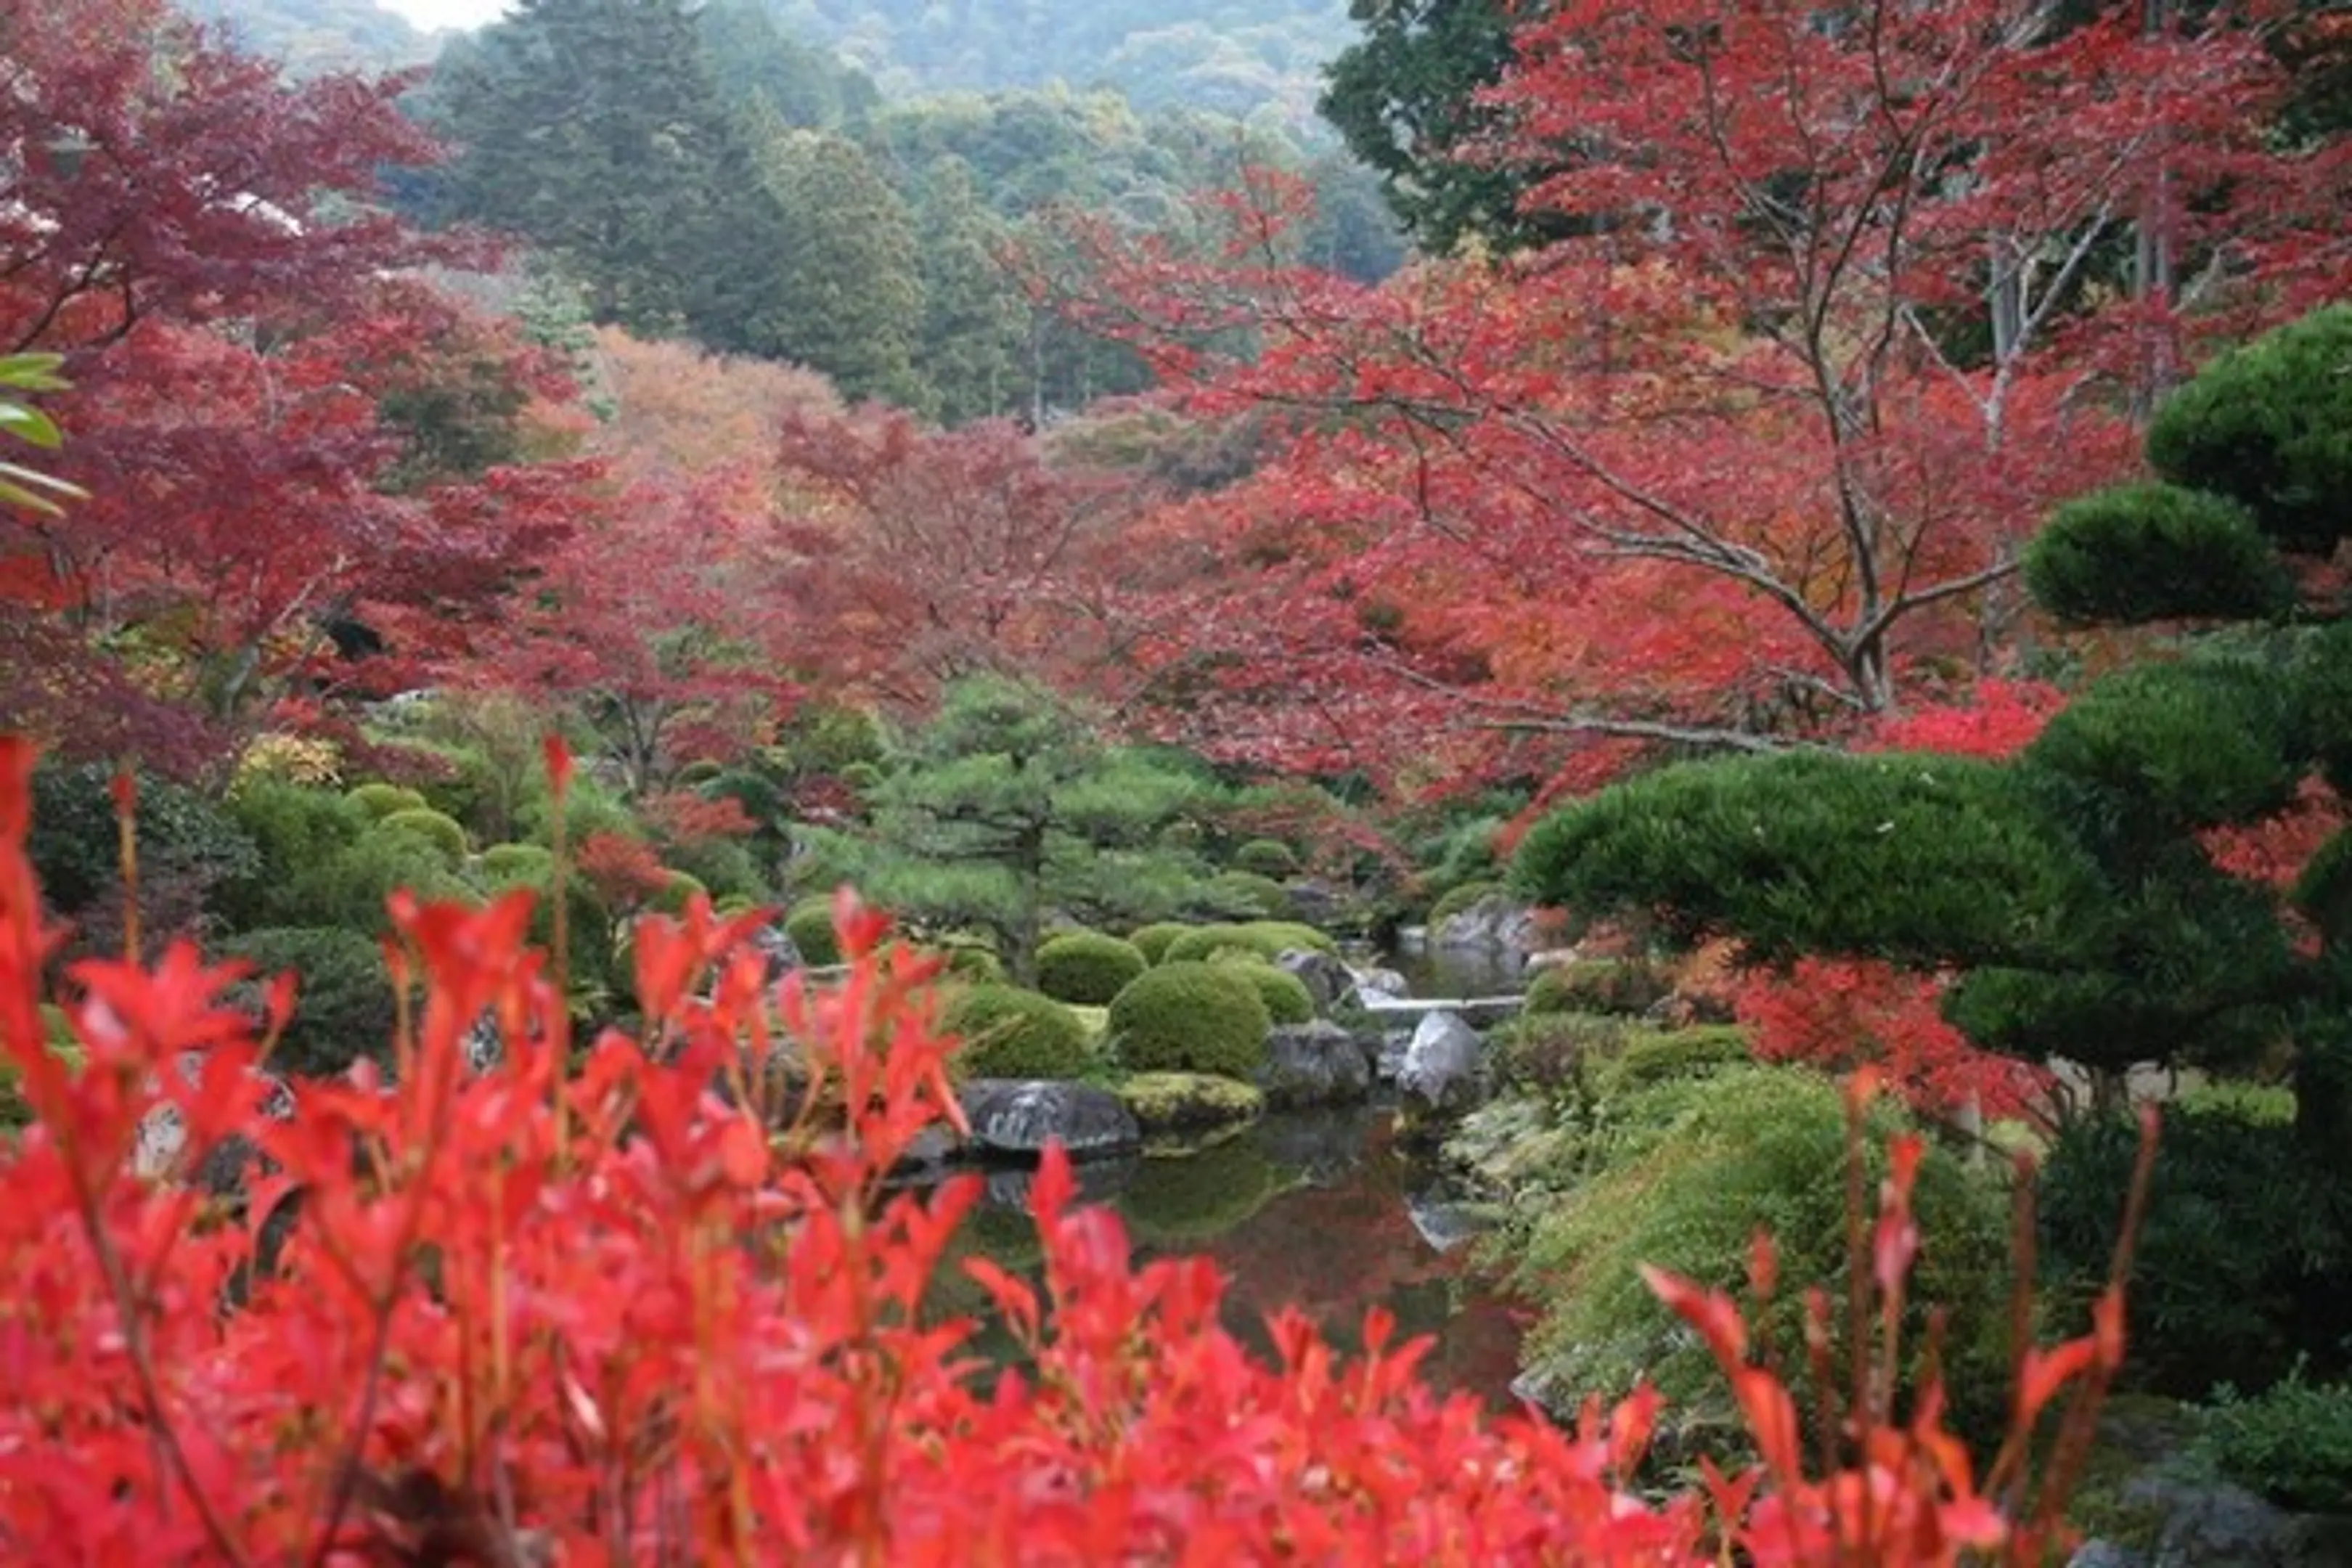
[
  {"xmin": 574, "ymin": 830, "xmax": 672, "ymax": 912},
  {"xmin": 642, "ymin": 790, "xmax": 759, "ymax": 847},
  {"xmin": 1860, "ymin": 681, "xmax": 2071, "ymax": 761},
  {"xmin": 0, "ymin": 739, "xmax": 2147, "ymax": 1562},
  {"xmin": 1735, "ymin": 958, "xmax": 2057, "ymax": 1127}
]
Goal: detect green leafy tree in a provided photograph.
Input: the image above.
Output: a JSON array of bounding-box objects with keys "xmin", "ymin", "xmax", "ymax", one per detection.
[
  {"xmin": 912, "ymin": 159, "xmax": 1028, "ymax": 424},
  {"xmin": 756, "ymin": 128, "xmax": 928, "ymax": 407},
  {"xmin": 1516, "ymin": 306, "xmax": 2352, "ymax": 1153},
  {"xmin": 815, "ymin": 675, "xmax": 1207, "ymax": 981}
]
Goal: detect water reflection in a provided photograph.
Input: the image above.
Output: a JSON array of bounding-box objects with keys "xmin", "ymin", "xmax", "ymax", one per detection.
[{"xmin": 934, "ymin": 1101, "xmax": 1527, "ymax": 1411}]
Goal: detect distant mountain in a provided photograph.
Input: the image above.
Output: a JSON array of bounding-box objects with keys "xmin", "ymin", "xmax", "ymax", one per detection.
[
  {"xmin": 766, "ymin": 0, "xmax": 1357, "ymax": 128},
  {"xmin": 179, "ymin": 0, "xmax": 444, "ymax": 76}
]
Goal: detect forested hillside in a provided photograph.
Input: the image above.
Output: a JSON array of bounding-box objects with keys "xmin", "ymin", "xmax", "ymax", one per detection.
[{"xmin": 179, "ymin": 0, "xmax": 441, "ymax": 73}]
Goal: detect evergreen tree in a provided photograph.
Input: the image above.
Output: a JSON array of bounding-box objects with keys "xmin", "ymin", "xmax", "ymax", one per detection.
[
  {"xmin": 1514, "ymin": 306, "xmax": 2352, "ymax": 1154},
  {"xmin": 912, "ymin": 159, "xmax": 1027, "ymax": 424},
  {"xmin": 756, "ymin": 128, "xmax": 928, "ymax": 407},
  {"xmin": 433, "ymin": 0, "xmax": 785, "ymax": 348},
  {"xmin": 808, "ymin": 675, "xmax": 1207, "ymax": 981}
]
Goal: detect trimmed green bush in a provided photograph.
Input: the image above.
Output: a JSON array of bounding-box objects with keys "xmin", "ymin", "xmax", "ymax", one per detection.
[
  {"xmin": 785, "ymin": 897, "xmax": 843, "ymax": 967},
  {"xmin": 944, "ymin": 985, "xmax": 1094, "ymax": 1079},
  {"xmin": 652, "ymin": 870, "xmax": 709, "ymax": 915},
  {"xmin": 2025, "ymin": 482, "xmax": 2293, "ymax": 626},
  {"xmin": 1217, "ymin": 959, "xmax": 1315, "ymax": 1025},
  {"xmin": 1600, "ymin": 1025, "xmax": 1753, "ymax": 1094},
  {"xmin": 479, "ymin": 843, "xmax": 557, "ymax": 883},
  {"xmin": 218, "ymin": 780, "xmax": 368, "ymax": 928},
  {"xmin": 2196, "ymin": 1366, "xmax": 2352, "ymax": 1515},
  {"xmin": 1206, "ymin": 869, "xmax": 1292, "ymax": 918},
  {"xmin": 347, "ymin": 782, "xmax": 429, "ymax": 821},
  {"xmin": 375, "ymin": 807, "xmax": 467, "ymax": 863},
  {"xmin": 1428, "ymin": 878, "xmax": 1503, "ymax": 926},
  {"xmin": 1507, "ymin": 1065, "xmax": 2013, "ymax": 1455},
  {"xmin": 1106, "ymin": 961, "xmax": 1271, "ymax": 1081},
  {"xmin": 219, "ymin": 926, "xmax": 397, "ymax": 1079},
  {"xmin": 1161, "ymin": 923, "xmax": 1283, "ymax": 965},
  {"xmin": 1034, "ymin": 932, "xmax": 1149, "ymax": 1006},
  {"xmin": 267, "ymin": 831, "xmax": 472, "ymax": 935},
  {"xmin": 942, "ymin": 944, "xmax": 1005, "ymax": 984},
  {"xmin": 1128, "ymin": 922, "xmax": 1193, "ymax": 965},
  {"xmin": 1233, "ymin": 838, "xmax": 1299, "ymax": 878},
  {"xmin": 1526, "ymin": 958, "xmax": 1671, "ymax": 1018},
  {"xmin": 1241, "ymin": 920, "xmax": 1340, "ymax": 958}
]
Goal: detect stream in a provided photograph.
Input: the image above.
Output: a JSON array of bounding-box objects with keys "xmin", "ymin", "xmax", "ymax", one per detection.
[{"xmin": 939, "ymin": 940, "xmax": 1535, "ymax": 1410}]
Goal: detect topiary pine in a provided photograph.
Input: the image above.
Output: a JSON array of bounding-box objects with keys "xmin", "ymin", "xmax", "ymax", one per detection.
[{"xmin": 1514, "ymin": 305, "xmax": 2352, "ymax": 1151}]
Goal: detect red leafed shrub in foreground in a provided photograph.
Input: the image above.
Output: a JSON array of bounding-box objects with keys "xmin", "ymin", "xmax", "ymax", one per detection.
[{"xmin": 0, "ymin": 735, "xmax": 2149, "ymax": 1564}]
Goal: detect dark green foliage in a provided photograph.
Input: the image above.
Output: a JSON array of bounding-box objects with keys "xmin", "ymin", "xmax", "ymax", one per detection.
[
  {"xmin": 1426, "ymin": 877, "xmax": 1503, "ymax": 927},
  {"xmin": 1524, "ymin": 959, "xmax": 1671, "ymax": 1018},
  {"xmin": 755, "ymin": 128, "xmax": 928, "ymax": 406},
  {"xmin": 1033, "ymin": 932, "xmax": 1149, "ymax": 1006},
  {"xmin": 1218, "ymin": 960, "xmax": 1316, "ymax": 1026},
  {"xmin": 267, "ymin": 832, "xmax": 473, "ymax": 936},
  {"xmin": 219, "ymin": 926, "xmax": 396, "ymax": 1079},
  {"xmin": 2293, "ymin": 831, "xmax": 2352, "ymax": 946},
  {"xmin": 479, "ymin": 843, "xmax": 556, "ymax": 883},
  {"xmin": 943, "ymin": 984, "xmax": 1094, "ymax": 1079},
  {"xmin": 1127, "ymin": 922, "xmax": 1193, "ymax": 965},
  {"xmin": 2147, "ymin": 303, "xmax": 2352, "ymax": 556},
  {"xmin": 346, "ymin": 782, "xmax": 428, "ymax": 821},
  {"xmin": 1242, "ymin": 920, "xmax": 1341, "ymax": 959},
  {"xmin": 1106, "ymin": 961, "xmax": 1271, "ymax": 1081},
  {"xmin": 27, "ymin": 762, "xmax": 258, "ymax": 920},
  {"xmin": 2038, "ymin": 1102, "xmax": 2351, "ymax": 1397},
  {"xmin": 1319, "ymin": 0, "xmax": 1561, "ymax": 253},
  {"xmin": 2023, "ymin": 658, "xmax": 2308, "ymax": 830},
  {"xmin": 217, "ymin": 782, "xmax": 368, "ymax": 928},
  {"xmin": 1201, "ymin": 869, "xmax": 1293, "ymax": 919},
  {"xmin": 940, "ymin": 944, "xmax": 1005, "ymax": 984},
  {"xmin": 1505, "ymin": 1066, "xmax": 2014, "ymax": 1455},
  {"xmin": 2196, "ymin": 1367, "xmax": 2352, "ymax": 1515},
  {"xmin": 651, "ymin": 871, "xmax": 708, "ymax": 915},
  {"xmin": 1516, "ymin": 750, "xmax": 2096, "ymax": 970},
  {"xmin": 661, "ymin": 835, "xmax": 769, "ymax": 905},
  {"xmin": 1121, "ymin": 1135, "xmax": 1285, "ymax": 1246},
  {"xmin": 2025, "ymin": 483, "xmax": 2293, "ymax": 626},
  {"xmin": 374, "ymin": 807, "xmax": 468, "ymax": 863},
  {"xmin": 785, "ymin": 897, "xmax": 843, "ymax": 968},
  {"xmin": 1, "ymin": 1008, "xmax": 81, "ymax": 1132},
  {"xmin": 1233, "ymin": 838, "xmax": 1299, "ymax": 878},
  {"xmin": 1599, "ymin": 1026, "xmax": 1755, "ymax": 1095}
]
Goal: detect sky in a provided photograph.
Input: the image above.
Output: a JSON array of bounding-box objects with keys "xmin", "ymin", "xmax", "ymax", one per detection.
[{"xmin": 380, "ymin": 0, "xmax": 507, "ymax": 32}]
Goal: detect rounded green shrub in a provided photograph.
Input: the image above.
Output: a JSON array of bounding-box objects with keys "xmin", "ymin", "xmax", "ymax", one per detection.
[
  {"xmin": 1217, "ymin": 959, "xmax": 1315, "ymax": 1026},
  {"xmin": 218, "ymin": 780, "xmax": 368, "ymax": 928},
  {"xmin": 1128, "ymin": 922, "xmax": 1193, "ymax": 965},
  {"xmin": 269, "ymin": 831, "xmax": 472, "ymax": 934},
  {"xmin": 944, "ymin": 985, "xmax": 1093, "ymax": 1079},
  {"xmin": 785, "ymin": 897, "xmax": 843, "ymax": 968},
  {"xmin": 347, "ymin": 782, "xmax": 429, "ymax": 821},
  {"xmin": 942, "ymin": 944, "xmax": 1005, "ymax": 984},
  {"xmin": 1034, "ymin": 931, "xmax": 1149, "ymax": 1006},
  {"xmin": 1241, "ymin": 920, "xmax": 1340, "ymax": 958},
  {"xmin": 374, "ymin": 807, "xmax": 467, "ymax": 863},
  {"xmin": 2147, "ymin": 302, "xmax": 2352, "ymax": 556},
  {"xmin": 2025, "ymin": 482, "xmax": 2292, "ymax": 626},
  {"xmin": 652, "ymin": 870, "xmax": 709, "ymax": 915},
  {"xmin": 1106, "ymin": 961, "xmax": 1270, "ymax": 1081},
  {"xmin": 1233, "ymin": 838, "xmax": 1299, "ymax": 878},
  {"xmin": 1160, "ymin": 923, "xmax": 1281, "ymax": 966},
  {"xmin": 838, "ymin": 760, "xmax": 884, "ymax": 794},
  {"xmin": 478, "ymin": 843, "xmax": 556, "ymax": 883},
  {"xmin": 1526, "ymin": 958, "xmax": 1671, "ymax": 1018},
  {"xmin": 1428, "ymin": 878, "xmax": 1503, "ymax": 926},
  {"xmin": 2195, "ymin": 1367, "xmax": 2352, "ymax": 1515},
  {"xmin": 219, "ymin": 926, "xmax": 397, "ymax": 1079},
  {"xmin": 1207, "ymin": 869, "xmax": 1292, "ymax": 918}
]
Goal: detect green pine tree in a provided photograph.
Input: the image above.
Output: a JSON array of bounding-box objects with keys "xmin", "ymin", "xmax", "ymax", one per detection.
[
  {"xmin": 755, "ymin": 128, "xmax": 929, "ymax": 408},
  {"xmin": 912, "ymin": 159, "xmax": 1028, "ymax": 424}
]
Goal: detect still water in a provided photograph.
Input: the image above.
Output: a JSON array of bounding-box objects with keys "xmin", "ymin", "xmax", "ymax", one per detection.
[{"xmin": 938, "ymin": 1098, "xmax": 1530, "ymax": 1410}]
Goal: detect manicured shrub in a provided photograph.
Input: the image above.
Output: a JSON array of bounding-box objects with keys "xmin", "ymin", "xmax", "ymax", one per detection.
[
  {"xmin": 1127, "ymin": 921, "xmax": 1193, "ymax": 965},
  {"xmin": 2025, "ymin": 482, "xmax": 2292, "ymax": 626},
  {"xmin": 1034, "ymin": 932, "xmax": 1148, "ymax": 1006},
  {"xmin": 1507, "ymin": 1065, "xmax": 2013, "ymax": 1455},
  {"xmin": 346, "ymin": 782, "xmax": 428, "ymax": 820},
  {"xmin": 1205, "ymin": 869, "xmax": 1291, "ymax": 919},
  {"xmin": 651, "ymin": 870, "xmax": 709, "ymax": 916},
  {"xmin": 1526, "ymin": 958, "xmax": 1671, "ymax": 1018},
  {"xmin": 1233, "ymin": 838, "xmax": 1298, "ymax": 878},
  {"xmin": 785, "ymin": 897, "xmax": 843, "ymax": 967},
  {"xmin": 942, "ymin": 944, "xmax": 1005, "ymax": 984},
  {"xmin": 1160, "ymin": 923, "xmax": 1282, "ymax": 966},
  {"xmin": 1216, "ymin": 959, "xmax": 1315, "ymax": 1026},
  {"xmin": 217, "ymin": 780, "xmax": 368, "ymax": 928},
  {"xmin": 1427, "ymin": 878, "xmax": 1503, "ymax": 927},
  {"xmin": 218, "ymin": 926, "xmax": 397, "ymax": 1079},
  {"xmin": 1241, "ymin": 920, "xmax": 1339, "ymax": 958},
  {"xmin": 28, "ymin": 761, "xmax": 258, "ymax": 918},
  {"xmin": 2038, "ymin": 1101, "xmax": 2349, "ymax": 1397},
  {"xmin": 1106, "ymin": 961, "xmax": 1270, "ymax": 1081},
  {"xmin": 374, "ymin": 807, "xmax": 468, "ymax": 863},
  {"xmin": 267, "ymin": 831, "xmax": 472, "ymax": 935},
  {"xmin": 2196, "ymin": 1365, "xmax": 2352, "ymax": 1515},
  {"xmin": 663, "ymin": 835, "xmax": 769, "ymax": 905},
  {"xmin": 1598, "ymin": 1025, "xmax": 1754, "ymax": 1094},
  {"xmin": 478, "ymin": 843, "xmax": 557, "ymax": 883},
  {"xmin": 943, "ymin": 985, "xmax": 1094, "ymax": 1079}
]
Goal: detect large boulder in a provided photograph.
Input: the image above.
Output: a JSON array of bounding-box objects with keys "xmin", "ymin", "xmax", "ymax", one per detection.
[
  {"xmin": 1432, "ymin": 893, "xmax": 1536, "ymax": 954},
  {"xmin": 1257, "ymin": 1021, "xmax": 1374, "ymax": 1109},
  {"xmin": 1275, "ymin": 949, "xmax": 1355, "ymax": 1015},
  {"xmin": 959, "ymin": 1079, "xmax": 1142, "ymax": 1161},
  {"xmin": 1396, "ymin": 1010, "xmax": 1488, "ymax": 1134},
  {"xmin": 750, "ymin": 923, "xmax": 804, "ymax": 981}
]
